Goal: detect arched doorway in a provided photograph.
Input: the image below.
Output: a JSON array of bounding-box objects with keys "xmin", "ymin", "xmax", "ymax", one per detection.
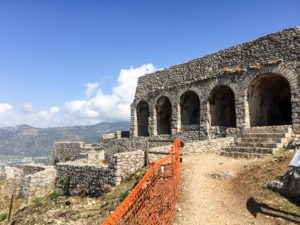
[
  {"xmin": 180, "ymin": 91, "xmax": 200, "ymax": 130},
  {"xmin": 137, "ymin": 100, "xmax": 149, "ymax": 136},
  {"xmin": 156, "ymin": 96, "xmax": 172, "ymax": 134},
  {"xmin": 248, "ymin": 74, "xmax": 292, "ymax": 126},
  {"xmin": 209, "ymin": 85, "xmax": 236, "ymax": 127}
]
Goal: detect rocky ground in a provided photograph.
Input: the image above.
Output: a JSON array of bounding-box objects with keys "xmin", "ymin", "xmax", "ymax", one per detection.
[
  {"xmin": 173, "ymin": 150, "xmax": 300, "ymax": 225},
  {"xmin": 1, "ymin": 149, "xmax": 299, "ymax": 224}
]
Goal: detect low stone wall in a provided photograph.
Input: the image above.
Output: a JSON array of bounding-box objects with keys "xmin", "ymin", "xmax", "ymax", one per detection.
[
  {"xmin": 88, "ymin": 150, "xmax": 105, "ymax": 163},
  {"xmin": 50, "ymin": 142, "xmax": 100, "ymax": 165},
  {"xmin": 113, "ymin": 150, "xmax": 144, "ymax": 184},
  {"xmin": 99, "ymin": 137, "xmax": 148, "ymax": 162},
  {"xmin": 181, "ymin": 137, "xmax": 234, "ymax": 154},
  {"xmin": 21, "ymin": 166, "xmax": 57, "ymax": 203},
  {"xmin": 23, "ymin": 163, "xmax": 46, "ymax": 176},
  {"xmin": 55, "ymin": 149, "xmax": 145, "ymax": 197},
  {"xmin": 148, "ymin": 145, "xmax": 173, "ymax": 162},
  {"xmin": 177, "ymin": 130, "xmax": 200, "ymax": 142},
  {"xmin": 55, "ymin": 163, "xmax": 114, "ymax": 196}
]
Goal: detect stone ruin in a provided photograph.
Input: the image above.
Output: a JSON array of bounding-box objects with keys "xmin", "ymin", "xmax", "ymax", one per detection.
[{"xmin": 7, "ymin": 27, "xmax": 299, "ymax": 203}]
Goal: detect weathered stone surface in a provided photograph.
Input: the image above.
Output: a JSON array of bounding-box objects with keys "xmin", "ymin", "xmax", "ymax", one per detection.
[
  {"xmin": 21, "ymin": 164, "xmax": 57, "ymax": 203},
  {"xmin": 50, "ymin": 142, "xmax": 100, "ymax": 164},
  {"xmin": 130, "ymin": 27, "xmax": 300, "ymax": 138},
  {"xmin": 267, "ymin": 167, "xmax": 300, "ymax": 198},
  {"xmin": 55, "ymin": 149, "xmax": 145, "ymax": 197},
  {"xmin": 287, "ymin": 137, "xmax": 300, "ymax": 149}
]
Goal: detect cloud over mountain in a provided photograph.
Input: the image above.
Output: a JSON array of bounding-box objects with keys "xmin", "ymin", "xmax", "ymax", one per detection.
[{"xmin": 0, "ymin": 64, "xmax": 155, "ymax": 128}]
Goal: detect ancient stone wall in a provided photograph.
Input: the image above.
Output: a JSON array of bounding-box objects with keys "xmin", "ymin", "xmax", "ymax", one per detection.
[
  {"xmin": 148, "ymin": 137, "xmax": 234, "ymax": 162},
  {"xmin": 50, "ymin": 142, "xmax": 100, "ymax": 165},
  {"xmin": 55, "ymin": 149, "xmax": 145, "ymax": 197},
  {"xmin": 23, "ymin": 163, "xmax": 47, "ymax": 175},
  {"xmin": 21, "ymin": 165, "xmax": 57, "ymax": 203},
  {"xmin": 131, "ymin": 27, "xmax": 300, "ymax": 138},
  {"xmin": 181, "ymin": 137, "xmax": 234, "ymax": 154}
]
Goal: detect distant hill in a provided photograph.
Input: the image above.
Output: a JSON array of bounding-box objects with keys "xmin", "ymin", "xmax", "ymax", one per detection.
[{"xmin": 0, "ymin": 122, "xmax": 129, "ymax": 157}]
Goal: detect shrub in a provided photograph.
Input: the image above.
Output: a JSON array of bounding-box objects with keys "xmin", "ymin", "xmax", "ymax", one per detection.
[
  {"xmin": 33, "ymin": 197, "xmax": 42, "ymax": 206},
  {"xmin": 49, "ymin": 191, "xmax": 60, "ymax": 200},
  {"xmin": 0, "ymin": 213, "xmax": 7, "ymax": 222}
]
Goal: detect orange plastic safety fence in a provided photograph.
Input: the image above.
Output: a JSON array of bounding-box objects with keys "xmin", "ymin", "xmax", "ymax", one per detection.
[{"xmin": 102, "ymin": 138, "xmax": 181, "ymax": 225}]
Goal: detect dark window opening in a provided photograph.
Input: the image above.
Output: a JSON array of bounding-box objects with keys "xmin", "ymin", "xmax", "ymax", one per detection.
[
  {"xmin": 209, "ymin": 85, "xmax": 236, "ymax": 127},
  {"xmin": 137, "ymin": 101, "xmax": 149, "ymax": 136},
  {"xmin": 156, "ymin": 97, "xmax": 172, "ymax": 134},
  {"xmin": 248, "ymin": 74, "xmax": 292, "ymax": 126}
]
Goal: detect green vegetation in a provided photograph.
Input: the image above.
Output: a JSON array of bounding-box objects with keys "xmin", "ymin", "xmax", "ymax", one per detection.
[
  {"xmin": 271, "ymin": 146, "xmax": 292, "ymax": 159},
  {"xmin": 0, "ymin": 176, "xmax": 5, "ymax": 185},
  {"xmin": 48, "ymin": 191, "xmax": 60, "ymax": 200},
  {"xmin": 33, "ymin": 197, "xmax": 42, "ymax": 206},
  {"xmin": 0, "ymin": 213, "xmax": 7, "ymax": 222},
  {"xmin": 0, "ymin": 166, "xmax": 149, "ymax": 224}
]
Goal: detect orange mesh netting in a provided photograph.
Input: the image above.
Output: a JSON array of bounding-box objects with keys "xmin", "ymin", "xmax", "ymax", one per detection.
[{"xmin": 102, "ymin": 138, "xmax": 181, "ymax": 225}]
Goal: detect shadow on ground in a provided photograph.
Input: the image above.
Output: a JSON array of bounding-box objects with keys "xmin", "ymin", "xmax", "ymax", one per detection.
[{"xmin": 246, "ymin": 197, "xmax": 300, "ymax": 224}]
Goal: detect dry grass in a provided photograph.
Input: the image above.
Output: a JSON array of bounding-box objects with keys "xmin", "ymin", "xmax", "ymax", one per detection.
[
  {"xmin": 1, "ymin": 166, "xmax": 148, "ymax": 225},
  {"xmin": 223, "ymin": 67, "xmax": 230, "ymax": 72},
  {"xmin": 232, "ymin": 149, "xmax": 300, "ymax": 223}
]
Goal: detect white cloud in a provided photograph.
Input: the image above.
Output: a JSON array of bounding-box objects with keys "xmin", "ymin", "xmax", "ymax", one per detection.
[
  {"xmin": 23, "ymin": 103, "xmax": 33, "ymax": 113},
  {"xmin": 85, "ymin": 83, "xmax": 99, "ymax": 99},
  {"xmin": 50, "ymin": 107, "xmax": 60, "ymax": 113},
  {"xmin": 0, "ymin": 103, "xmax": 13, "ymax": 113},
  {"xmin": 0, "ymin": 64, "xmax": 155, "ymax": 128}
]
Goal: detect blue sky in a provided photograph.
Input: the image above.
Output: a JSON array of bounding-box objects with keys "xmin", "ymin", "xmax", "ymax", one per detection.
[{"xmin": 0, "ymin": 0, "xmax": 299, "ymax": 127}]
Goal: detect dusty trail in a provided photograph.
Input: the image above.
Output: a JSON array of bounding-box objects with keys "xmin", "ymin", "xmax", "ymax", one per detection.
[{"xmin": 173, "ymin": 153, "xmax": 290, "ymax": 225}]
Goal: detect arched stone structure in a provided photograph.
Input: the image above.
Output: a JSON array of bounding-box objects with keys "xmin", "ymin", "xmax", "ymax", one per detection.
[
  {"xmin": 156, "ymin": 96, "xmax": 172, "ymax": 135},
  {"xmin": 179, "ymin": 91, "xmax": 200, "ymax": 130},
  {"xmin": 247, "ymin": 73, "xmax": 292, "ymax": 126},
  {"xmin": 209, "ymin": 85, "xmax": 236, "ymax": 127},
  {"xmin": 136, "ymin": 100, "xmax": 150, "ymax": 136},
  {"xmin": 129, "ymin": 27, "xmax": 300, "ymax": 138}
]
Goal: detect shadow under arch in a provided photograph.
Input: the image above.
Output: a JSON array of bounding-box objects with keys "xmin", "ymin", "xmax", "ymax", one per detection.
[
  {"xmin": 180, "ymin": 90, "xmax": 200, "ymax": 130},
  {"xmin": 156, "ymin": 96, "xmax": 172, "ymax": 135},
  {"xmin": 136, "ymin": 100, "xmax": 149, "ymax": 136},
  {"xmin": 208, "ymin": 85, "xmax": 236, "ymax": 127},
  {"xmin": 247, "ymin": 73, "xmax": 292, "ymax": 127}
]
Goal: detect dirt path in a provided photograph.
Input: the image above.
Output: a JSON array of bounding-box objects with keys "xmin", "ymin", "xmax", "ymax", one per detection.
[{"xmin": 173, "ymin": 153, "xmax": 288, "ymax": 225}]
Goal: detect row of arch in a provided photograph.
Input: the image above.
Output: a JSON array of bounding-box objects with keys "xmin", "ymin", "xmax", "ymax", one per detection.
[{"xmin": 136, "ymin": 73, "xmax": 292, "ymax": 136}]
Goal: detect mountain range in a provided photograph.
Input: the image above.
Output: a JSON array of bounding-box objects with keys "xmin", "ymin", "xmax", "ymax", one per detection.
[{"xmin": 0, "ymin": 122, "xmax": 129, "ymax": 157}]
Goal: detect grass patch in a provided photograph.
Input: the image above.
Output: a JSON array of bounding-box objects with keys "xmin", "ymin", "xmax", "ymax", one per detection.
[
  {"xmin": 0, "ymin": 213, "xmax": 7, "ymax": 222},
  {"xmin": 32, "ymin": 197, "xmax": 42, "ymax": 206},
  {"xmin": 48, "ymin": 191, "xmax": 60, "ymax": 200},
  {"xmin": 0, "ymin": 166, "xmax": 150, "ymax": 225}
]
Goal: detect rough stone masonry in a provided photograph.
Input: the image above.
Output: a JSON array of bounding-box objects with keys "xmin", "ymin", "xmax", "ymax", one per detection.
[
  {"xmin": 19, "ymin": 27, "xmax": 300, "ymax": 201},
  {"xmin": 130, "ymin": 27, "xmax": 300, "ymax": 139}
]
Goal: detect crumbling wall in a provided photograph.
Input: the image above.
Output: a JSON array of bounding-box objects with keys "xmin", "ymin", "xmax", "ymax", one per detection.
[
  {"xmin": 23, "ymin": 163, "xmax": 47, "ymax": 175},
  {"xmin": 55, "ymin": 150, "xmax": 145, "ymax": 197},
  {"xmin": 50, "ymin": 142, "xmax": 100, "ymax": 165},
  {"xmin": 21, "ymin": 165, "xmax": 57, "ymax": 203}
]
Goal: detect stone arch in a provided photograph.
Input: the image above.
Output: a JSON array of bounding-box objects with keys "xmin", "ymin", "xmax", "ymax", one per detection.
[
  {"xmin": 208, "ymin": 85, "xmax": 237, "ymax": 127},
  {"xmin": 156, "ymin": 96, "xmax": 172, "ymax": 134},
  {"xmin": 179, "ymin": 90, "xmax": 200, "ymax": 130},
  {"xmin": 136, "ymin": 100, "xmax": 149, "ymax": 136},
  {"xmin": 247, "ymin": 73, "xmax": 292, "ymax": 126}
]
